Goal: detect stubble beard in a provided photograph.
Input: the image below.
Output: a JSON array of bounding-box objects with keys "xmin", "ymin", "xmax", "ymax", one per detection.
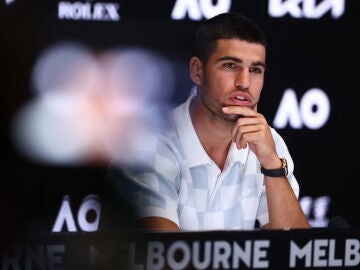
[{"xmin": 202, "ymin": 98, "xmax": 239, "ymax": 123}]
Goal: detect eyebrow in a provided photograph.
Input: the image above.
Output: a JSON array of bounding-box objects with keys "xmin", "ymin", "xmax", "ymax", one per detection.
[{"xmin": 217, "ymin": 56, "xmax": 266, "ymax": 69}]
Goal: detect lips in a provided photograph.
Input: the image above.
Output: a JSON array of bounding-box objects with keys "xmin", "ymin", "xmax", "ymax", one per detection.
[{"xmin": 227, "ymin": 92, "xmax": 251, "ymax": 106}]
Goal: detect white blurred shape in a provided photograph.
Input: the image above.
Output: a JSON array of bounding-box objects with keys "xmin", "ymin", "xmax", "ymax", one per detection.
[
  {"xmin": 97, "ymin": 48, "xmax": 175, "ymax": 164},
  {"xmin": 6, "ymin": 0, "xmax": 16, "ymax": 5},
  {"xmin": 32, "ymin": 42, "xmax": 98, "ymax": 96},
  {"xmin": 12, "ymin": 92, "xmax": 93, "ymax": 164},
  {"xmin": 11, "ymin": 42, "xmax": 175, "ymax": 166}
]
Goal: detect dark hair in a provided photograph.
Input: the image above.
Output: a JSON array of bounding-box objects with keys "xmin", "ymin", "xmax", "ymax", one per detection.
[{"xmin": 195, "ymin": 12, "xmax": 267, "ymax": 63}]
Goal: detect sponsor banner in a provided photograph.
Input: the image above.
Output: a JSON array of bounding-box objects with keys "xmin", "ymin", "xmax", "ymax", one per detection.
[{"xmin": 1, "ymin": 229, "xmax": 359, "ymax": 270}]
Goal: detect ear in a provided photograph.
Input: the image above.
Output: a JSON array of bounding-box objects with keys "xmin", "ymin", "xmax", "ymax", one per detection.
[{"xmin": 189, "ymin": 56, "xmax": 203, "ymax": 85}]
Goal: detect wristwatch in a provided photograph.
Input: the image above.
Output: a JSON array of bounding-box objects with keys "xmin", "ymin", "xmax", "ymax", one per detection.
[{"xmin": 261, "ymin": 157, "xmax": 288, "ymax": 177}]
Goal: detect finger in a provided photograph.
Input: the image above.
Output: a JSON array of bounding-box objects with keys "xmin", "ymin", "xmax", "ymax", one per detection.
[
  {"xmin": 232, "ymin": 124, "xmax": 262, "ymax": 149},
  {"xmin": 234, "ymin": 116, "xmax": 262, "ymax": 127},
  {"xmin": 222, "ymin": 106, "xmax": 256, "ymax": 117}
]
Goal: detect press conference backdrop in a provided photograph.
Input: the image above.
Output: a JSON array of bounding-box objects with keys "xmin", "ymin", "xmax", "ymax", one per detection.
[{"xmin": 1, "ymin": 0, "xmax": 357, "ymax": 258}]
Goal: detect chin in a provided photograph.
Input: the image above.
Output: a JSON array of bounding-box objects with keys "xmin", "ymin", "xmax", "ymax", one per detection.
[{"xmin": 222, "ymin": 113, "xmax": 240, "ymax": 122}]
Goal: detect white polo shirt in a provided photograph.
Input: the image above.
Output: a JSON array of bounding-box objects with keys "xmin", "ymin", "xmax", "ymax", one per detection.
[{"xmin": 119, "ymin": 94, "xmax": 299, "ymax": 231}]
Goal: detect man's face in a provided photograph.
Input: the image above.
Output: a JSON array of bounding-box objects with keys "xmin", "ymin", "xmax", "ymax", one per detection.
[{"xmin": 198, "ymin": 38, "xmax": 266, "ymax": 122}]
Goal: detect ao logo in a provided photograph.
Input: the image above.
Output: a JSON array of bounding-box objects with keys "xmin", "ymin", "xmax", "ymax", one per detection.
[
  {"xmin": 170, "ymin": 0, "xmax": 345, "ymax": 20},
  {"xmin": 300, "ymin": 196, "xmax": 331, "ymax": 227},
  {"xmin": 268, "ymin": 0, "xmax": 345, "ymax": 19},
  {"xmin": 273, "ymin": 88, "xmax": 330, "ymax": 130},
  {"xmin": 171, "ymin": 0, "xmax": 231, "ymax": 20},
  {"xmin": 52, "ymin": 194, "xmax": 101, "ymax": 232}
]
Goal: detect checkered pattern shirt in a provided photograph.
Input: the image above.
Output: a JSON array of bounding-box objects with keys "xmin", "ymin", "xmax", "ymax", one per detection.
[{"xmin": 118, "ymin": 94, "xmax": 300, "ymax": 231}]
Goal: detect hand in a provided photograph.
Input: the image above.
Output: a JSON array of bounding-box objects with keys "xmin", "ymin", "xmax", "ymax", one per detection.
[{"xmin": 222, "ymin": 106, "xmax": 280, "ymax": 168}]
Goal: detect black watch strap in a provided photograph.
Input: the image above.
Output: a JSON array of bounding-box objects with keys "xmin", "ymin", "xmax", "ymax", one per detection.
[{"xmin": 261, "ymin": 157, "xmax": 288, "ymax": 177}]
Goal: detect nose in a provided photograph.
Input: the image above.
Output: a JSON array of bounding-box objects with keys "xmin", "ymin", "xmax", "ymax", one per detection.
[{"xmin": 234, "ymin": 69, "xmax": 250, "ymax": 90}]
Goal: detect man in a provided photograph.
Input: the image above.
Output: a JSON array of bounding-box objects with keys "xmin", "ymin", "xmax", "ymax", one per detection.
[{"xmin": 111, "ymin": 12, "xmax": 310, "ymax": 231}]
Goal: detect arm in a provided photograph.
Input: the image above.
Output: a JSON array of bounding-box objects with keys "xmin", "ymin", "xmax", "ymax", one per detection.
[
  {"xmin": 113, "ymin": 132, "xmax": 182, "ymax": 232},
  {"xmin": 263, "ymin": 174, "xmax": 310, "ymax": 229},
  {"xmin": 261, "ymin": 157, "xmax": 310, "ymax": 229},
  {"xmin": 223, "ymin": 106, "xmax": 310, "ymax": 229},
  {"xmin": 136, "ymin": 217, "xmax": 180, "ymax": 231}
]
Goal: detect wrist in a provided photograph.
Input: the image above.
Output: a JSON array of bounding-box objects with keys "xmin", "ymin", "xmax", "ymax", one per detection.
[
  {"xmin": 261, "ymin": 157, "xmax": 288, "ymax": 177},
  {"xmin": 261, "ymin": 157, "xmax": 282, "ymax": 170}
]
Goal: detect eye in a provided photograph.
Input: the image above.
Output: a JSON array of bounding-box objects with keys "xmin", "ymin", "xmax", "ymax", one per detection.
[
  {"xmin": 250, "ymin": 67, "xmax": 263, "ymax": 74},
  {"xmin": 223, "ymin": 62, "xmax": 236, "ymax": 69}
]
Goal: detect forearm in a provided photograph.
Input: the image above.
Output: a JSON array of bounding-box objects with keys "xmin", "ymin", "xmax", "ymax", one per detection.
[
  {"xmin": 136, "ymin": 217, "xmax": 180, "ymax": 231},
  {"xmin": 264, "ymin": 176, "xmax": 311, "ymax": 229}
]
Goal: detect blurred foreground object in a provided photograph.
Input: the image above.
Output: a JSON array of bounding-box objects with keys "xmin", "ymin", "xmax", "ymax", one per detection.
[{"xmin": 11, "ymin": 42, "xmax": 175, "ymax": 165}]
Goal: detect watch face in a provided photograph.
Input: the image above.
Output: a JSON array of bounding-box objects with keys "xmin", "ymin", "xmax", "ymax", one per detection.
[{"xmin": 282, "ymin": 158, "xmax": 288, "ymax": 176}]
